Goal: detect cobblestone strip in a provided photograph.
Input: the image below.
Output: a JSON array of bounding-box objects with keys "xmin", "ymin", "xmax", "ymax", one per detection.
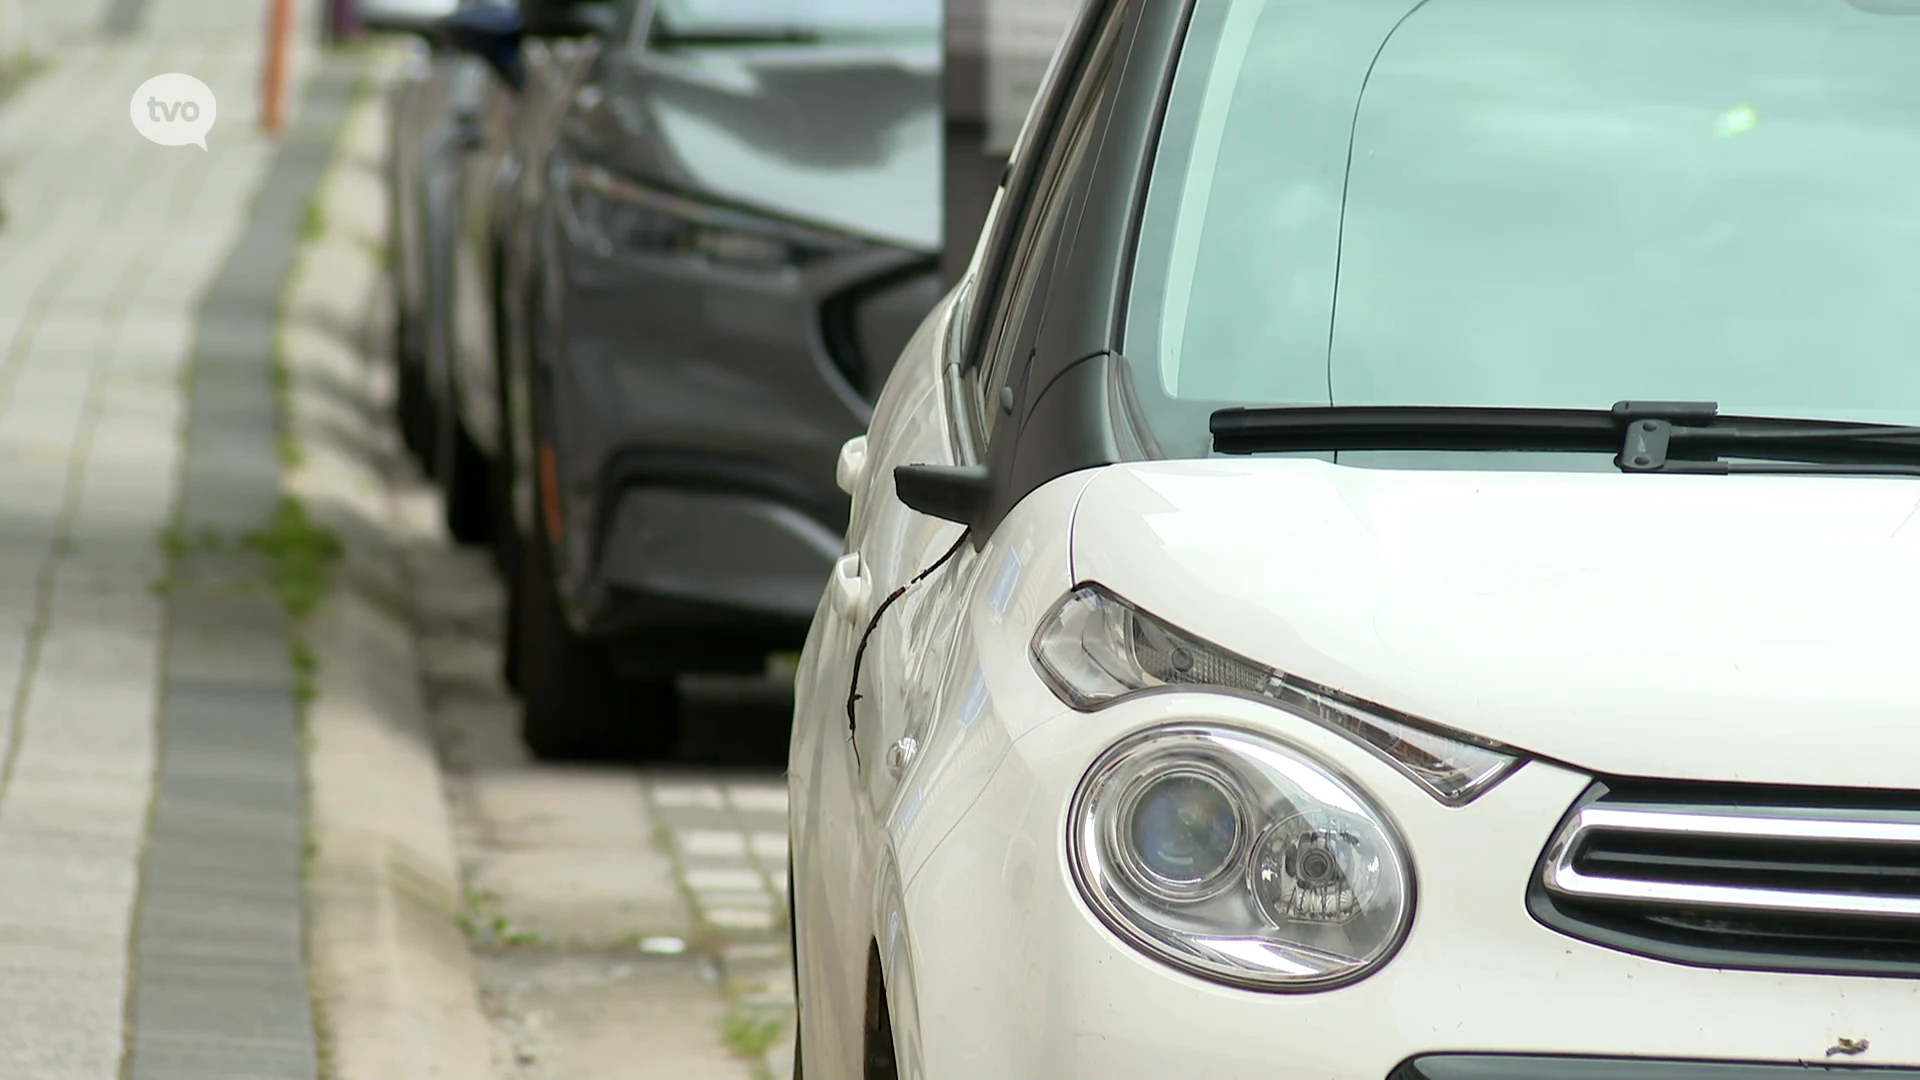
[
  {"xmin": 121, "ymin": 53, "xmax": 362, "ymax": 1080},
  {"xmin": 0, "ymin": 26, "xmax": 306, "ymax": 1080},
  {"xmin": 647, "ymin": 774, "xmax": 798, "ymax": 1078}
]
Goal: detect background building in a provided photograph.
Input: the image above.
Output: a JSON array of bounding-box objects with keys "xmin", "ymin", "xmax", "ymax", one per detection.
[{"xmin": 942, "ymin": 0, "xmax": 1078, "ymax": 282}]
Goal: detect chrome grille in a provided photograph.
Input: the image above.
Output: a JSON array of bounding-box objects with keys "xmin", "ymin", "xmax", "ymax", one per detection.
[{"xmin": 1529, "ymin": 782, "xmax": 1920, "ymax": 977}]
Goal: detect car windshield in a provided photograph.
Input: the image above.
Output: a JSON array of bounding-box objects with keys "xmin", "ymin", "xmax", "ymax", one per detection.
[
  {"xmin": 1121, "ymin": 0, "xmax": 1920, "ymax": 461},
  {"xmin": 655, "ymin": 0, "xmax": 940, "ymax": 39}
]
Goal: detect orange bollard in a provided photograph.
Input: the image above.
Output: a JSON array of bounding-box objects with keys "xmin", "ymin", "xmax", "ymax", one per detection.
[{"xmin": 260, "ymin": 0, "xmax": 295, "ymax": 133}]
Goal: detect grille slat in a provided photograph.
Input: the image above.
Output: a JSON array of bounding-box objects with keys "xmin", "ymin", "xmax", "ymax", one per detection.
[
  {"xmin": 1529, "ymin": 782, "xmax": 1920, "ymax": 978},
  {"xmin": 1578, "ymin": 836, "xmax": 1920, "ymax": 894}
]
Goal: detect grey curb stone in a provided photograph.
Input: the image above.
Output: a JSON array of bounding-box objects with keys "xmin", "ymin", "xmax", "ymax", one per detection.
[{"xmin": 123, "ymin": 55, "xmax": 364, "ymax": 1080}]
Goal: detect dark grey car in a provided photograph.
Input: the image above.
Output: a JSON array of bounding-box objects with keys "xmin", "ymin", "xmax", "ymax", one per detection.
[{"xmin": 439, "ymin": 0, "xmax": 945, "ymax": 760}]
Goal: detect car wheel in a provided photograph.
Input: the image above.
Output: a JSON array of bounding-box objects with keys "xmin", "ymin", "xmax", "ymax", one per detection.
[
  {"xmin": 488, "ymin": 414, "xmax": 520, "ymax": 581},
  {"xmin": 393, "ymin": 313, "xmax": 432, "ymax": 464},
  {"xmin": 399, "ymin": 368, "xmax": 433, "ymax": 465},
  {"xmin": 515, "ymin": 512, "xmax": 678, "ymax": 761},
  {"xmin": 434, "ymin": 403, "xmax": 493, "ymax": 546},
  {"xmin": 501, "ymin": 543, "xmax": 524, "ymax": 694}
]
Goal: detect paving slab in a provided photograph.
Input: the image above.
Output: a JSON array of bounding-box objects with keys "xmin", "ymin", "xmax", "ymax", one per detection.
[{"xmin": 0, "ymin": 1, "xmax": 329, "ymax": 1077}]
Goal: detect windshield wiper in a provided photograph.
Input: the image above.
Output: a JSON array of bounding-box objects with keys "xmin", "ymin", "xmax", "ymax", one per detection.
[
  {"xmin": 1209, "ymin": 400, "xmax": 1920, "ymax": 476},
  {"xmin": 652, "ymin": 21, "xmax": 822, "ymax": 46}
]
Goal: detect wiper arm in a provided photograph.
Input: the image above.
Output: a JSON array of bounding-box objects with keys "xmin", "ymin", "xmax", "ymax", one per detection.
[{"xmin": 1209, "ymin": 400, "xmax": 1920, "ymax": 476}]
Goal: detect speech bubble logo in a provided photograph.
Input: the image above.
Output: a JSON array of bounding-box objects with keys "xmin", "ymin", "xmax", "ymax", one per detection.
[{"xmin": 130, "ymin": 73, "xmax": 217, "ymax": 150}]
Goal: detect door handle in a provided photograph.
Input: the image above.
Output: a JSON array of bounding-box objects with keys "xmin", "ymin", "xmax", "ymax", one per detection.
[
  {"xmin": 830, "ymin": 552, "xmax": 869, "ymax": 624},
  {"xmin": 836, "ymin": 434, "xmax": 868, "ymax": 496}
]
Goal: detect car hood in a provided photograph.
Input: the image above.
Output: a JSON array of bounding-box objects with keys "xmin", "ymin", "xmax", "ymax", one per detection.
[
  {"xmin": 600, "ymin": 40, "xmax": 940, "ymax": 251},
  {"xmin": 1068, "ymin": 459, "xmax": 1920, "ymax": 790}
]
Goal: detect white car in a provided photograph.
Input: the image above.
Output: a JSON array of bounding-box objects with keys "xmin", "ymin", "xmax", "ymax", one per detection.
[{"xmin": 786, "ymin": 0, "xmax": 1920, "ymax": 1077}]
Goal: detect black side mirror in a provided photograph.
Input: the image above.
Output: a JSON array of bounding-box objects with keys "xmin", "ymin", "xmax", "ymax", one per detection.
[
  {"xmin": 435, "ymin": 6, "xmax": 528, "ymax": 91},
  {"xmin": 893, "ymin": 464, "xmax": 990, "ymax": 526}
]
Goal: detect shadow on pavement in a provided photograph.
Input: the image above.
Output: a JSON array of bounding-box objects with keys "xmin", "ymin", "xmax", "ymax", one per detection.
[{"xmin": 406, "ymin": 519, "xmax": 793, "ymax": 779}]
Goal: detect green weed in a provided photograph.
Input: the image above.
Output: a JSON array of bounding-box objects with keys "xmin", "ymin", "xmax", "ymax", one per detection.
[
  {"xmin": 721, "ymin": 1012, "xmax": 784, "ymax": 1059},
  {"xmin": 243, "ymin": 497, "xmax": 344, "ymax": 618},
  {"xmin": 456, "ymin": 887, "xmax": 545, "ymax": 949}
]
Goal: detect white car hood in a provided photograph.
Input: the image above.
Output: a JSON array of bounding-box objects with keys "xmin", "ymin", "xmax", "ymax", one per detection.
[{"xmin": 1069, "ymin": 459, "xmax": 1920, "ymax": 790}]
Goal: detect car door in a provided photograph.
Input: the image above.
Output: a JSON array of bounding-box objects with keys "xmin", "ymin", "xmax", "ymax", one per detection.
[
  {"xmin": 789, "ymin": 283, "xmax": 975, "ymax": 1080},
  {"xmin": 844, "ymin": 0, "xmax": 1124, "ymax": 831},
  {"xmin": 789, "ymin": 2, "xmax": 1122, "ymax": 1071}
]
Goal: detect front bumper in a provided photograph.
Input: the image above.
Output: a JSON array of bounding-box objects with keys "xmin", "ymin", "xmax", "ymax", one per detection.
[
  {"xmin": 902, "ymin": 691, "xmax": 1920, "ymax": 1079},
  {"xmin": 559, "ymin": 448, "xmax": 842, "ymax": 671}
]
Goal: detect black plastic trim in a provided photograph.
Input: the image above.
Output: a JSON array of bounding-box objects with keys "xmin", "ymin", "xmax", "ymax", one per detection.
[
  {"xmin": 818, "ymin": 253, "xmax": 942, "ymax": 401},
  {"xmin": 595, "ymin": 587, "xmax": 810, "ymax": 676},
  {"xmin": 1390, "ymin": 1055, "xmax": 1920, "ymax": 1080},
  {"xmin": 963, "ymin": 0, "xmax": 1196, "ymax": 541},
  {"xmin": 1528, "ymin": 779, "xmax": 1920, "ymax": 980},
  {"xmin": 592, "ymin": 448, "xmax": 848, "ymax": 571}
]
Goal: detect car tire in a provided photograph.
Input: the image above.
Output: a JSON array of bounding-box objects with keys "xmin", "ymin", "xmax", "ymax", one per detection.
[
  {"xmin": 501, "ymin": 543, "xmax": 524, "ymax": 694},
  {"xmin": 488, "ymin": 411, "xmax": 521, "ymax": 581},
  {"xmin": 398, "ymin": 366, "xmax": 432, "ymax": 464},
  {"xmin": 435, "ymin": 404, "xmax": 493, "ymax": 546},
  {"xmin": 515, "ymin": 514, "xmax": 679, "ymax": 762},
  {"xmin": 393, "ymin": 307, "xmax": 432, "ymax": 464}
]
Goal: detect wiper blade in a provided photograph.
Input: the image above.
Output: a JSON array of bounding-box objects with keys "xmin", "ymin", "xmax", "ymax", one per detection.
[
  {"xmin": 1209, "ymin": 400, "xmax": 1920, "ymax": 476},
  {"xmin": 652, "ymin": 21, "xmax": 822, "ymax": 46}
]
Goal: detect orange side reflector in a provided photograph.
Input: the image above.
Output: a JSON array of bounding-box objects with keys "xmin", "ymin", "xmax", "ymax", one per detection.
[{"xmin": 538, "ymin": 443, "xmax": 563, "ymax": 543}]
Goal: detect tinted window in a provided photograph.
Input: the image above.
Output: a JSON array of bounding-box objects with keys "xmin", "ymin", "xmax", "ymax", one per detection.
[
  {"xmin": 1124, "ymin": 0, "xmax": 1920, "ymax": 460},
  {"xmin": 656, "ymin": 0, "xmax": 939, "ymax": 37}
]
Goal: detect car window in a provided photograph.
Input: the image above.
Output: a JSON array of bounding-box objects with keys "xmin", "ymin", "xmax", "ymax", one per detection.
[
  {"xmin": 972, "ymin": 93, "xmax": 1106, "ymax": 441},
  {"xmin": 957, "ymin": 0, "xmax": 1120, "ymax": 446},
  {"xmin": 651, "ymin": 0, "xmax": 938, "ymax": 39},
  {"xmin": 1122, "ymin": 0, "xmax": 1920, "ymax": 461}
]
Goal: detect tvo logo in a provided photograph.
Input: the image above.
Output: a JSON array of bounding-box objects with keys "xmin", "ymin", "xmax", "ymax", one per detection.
[{"xmin": 129, "ymin": 73, "xmax": 217, "ymax": 150}]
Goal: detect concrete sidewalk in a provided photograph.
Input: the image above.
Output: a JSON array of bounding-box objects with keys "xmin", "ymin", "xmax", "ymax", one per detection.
[
  {"xmin": 0, "ymin": 0, "xmax": 327, "ymax": 1076},
  {"xmin": 1, "ymin": 4, "xmax": 802, "ymax": 1074},
  {"xmin": 288, "ymin": 64, "xmax": 798, "ymax": 1080}
]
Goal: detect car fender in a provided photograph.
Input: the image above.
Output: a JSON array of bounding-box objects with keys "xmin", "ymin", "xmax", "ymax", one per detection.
[{"xmin": 872, "ymin": 844, "xmax": 924, "ymax": 1080}]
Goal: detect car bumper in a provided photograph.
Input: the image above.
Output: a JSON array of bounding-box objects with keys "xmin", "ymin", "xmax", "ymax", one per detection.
[
  {"xmin": 902, "ymin": 691, "xmax": 1920, "ymax": 1079},
  {"xmin": 545, "ymin": 245, "xmax": 935, "ymax": 639},
  {"xmin": 550, "ymin": 448, "xmax": 836, "ymax": 673}
]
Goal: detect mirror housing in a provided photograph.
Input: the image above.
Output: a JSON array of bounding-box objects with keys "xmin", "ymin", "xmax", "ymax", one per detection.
[{"xmin": 893, "ymin": 464, "xmax": 990, "ymax": 527}]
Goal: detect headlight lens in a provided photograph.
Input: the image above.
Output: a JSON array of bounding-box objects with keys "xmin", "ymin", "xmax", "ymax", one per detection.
[
  {"xmin": 1032, "ymin": 584, "xmax": 1522, "ymax": 805},
  {"xmin": 1118, "ymin": 765, "xmax": 1245, "ymax": 900},
  {"xmin": 1072, "ymin": 723, "xmax": 1413, "ymax": 990},
  {"xmin": 557, "ymin": 161, "xmax": 864, "ymax": 271}
]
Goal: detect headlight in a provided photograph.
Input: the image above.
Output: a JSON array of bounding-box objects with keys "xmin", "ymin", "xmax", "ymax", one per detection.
[
  {"xmin": 1071, "ymin": 723, "xmax": 1413, "ymax": 990},
  {"xmin": 1032, "ymin": 584, "xmax": 1522, "ymax": 805},
  {"xmin": 557, "ymin": 161, "xmax": 864, "ymax": 272}
]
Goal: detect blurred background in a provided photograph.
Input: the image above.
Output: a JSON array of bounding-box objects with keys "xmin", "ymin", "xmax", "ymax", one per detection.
[{"xmin": 0, "ymin": 0, "xmax": 1076, "ymax": 1077}]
